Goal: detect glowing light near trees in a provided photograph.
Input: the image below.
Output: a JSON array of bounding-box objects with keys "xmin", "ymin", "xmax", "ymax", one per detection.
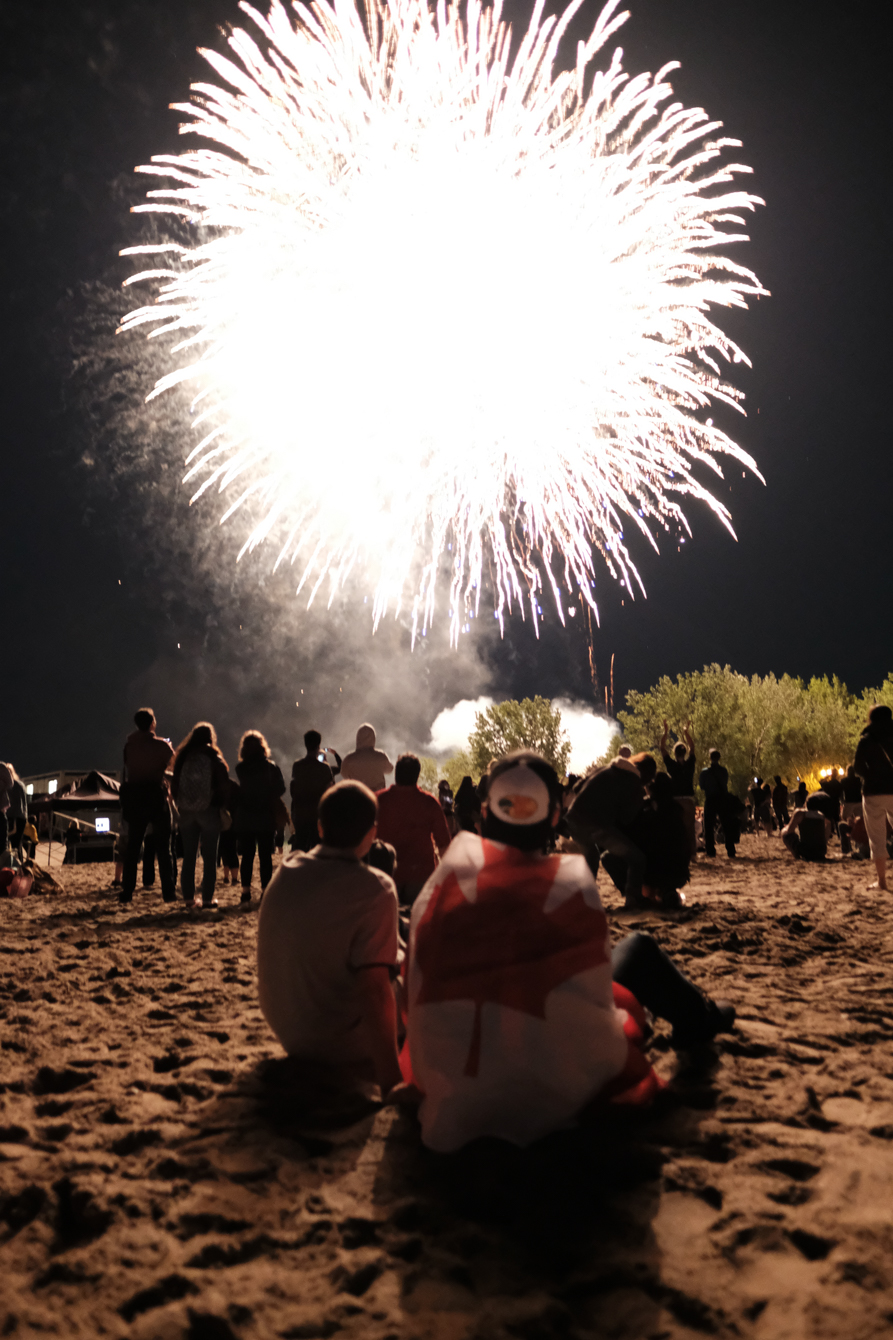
[{"xmin": 121, "ymin": 0, "xmax": 766, "ymax": 643}]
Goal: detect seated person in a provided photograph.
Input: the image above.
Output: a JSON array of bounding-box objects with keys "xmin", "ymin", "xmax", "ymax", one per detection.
[
  {"xmin": 404, "ymin": 752, "xmax": 734, "ymax": 1152},
  {"xmin": 603, "ymin": 772, "xmax": 691, "ymax": 909},
  {"xmin": 566, "ymin": 752, "xmax": 656, "ymax": 907},
  {"xmin": 838, "ymin": 811, "xmax": 870, "ymax": 859},
  {"xmin": 256, "ymin": 781, "xmax": 403, "ymax": 1098},
  {"xmin": 782, "ymin": 795, "xmax": 832, "ymax": 862},
  {"xmin": 806, "ymin": 788, "xmax": 836, "ymax": 827}
]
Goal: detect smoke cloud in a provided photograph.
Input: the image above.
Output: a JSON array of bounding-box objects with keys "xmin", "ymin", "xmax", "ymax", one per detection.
[{"xmin": 426, "ymin": 696, "xmax": 616, "ymax": 773}]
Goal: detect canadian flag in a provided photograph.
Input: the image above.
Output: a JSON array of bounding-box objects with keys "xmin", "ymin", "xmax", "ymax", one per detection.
[{"xmin": 404, "ymin": 831, "xmax": 662, "ymax": 1151}]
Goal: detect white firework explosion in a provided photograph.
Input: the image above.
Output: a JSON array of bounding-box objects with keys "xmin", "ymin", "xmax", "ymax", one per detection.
[{"xmin": 121, "ymin": 0, "xmax": 766, "ymax": 644}]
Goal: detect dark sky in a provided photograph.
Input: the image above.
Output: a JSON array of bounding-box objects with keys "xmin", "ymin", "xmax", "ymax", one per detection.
[{"xmin": 2, "ymin": 0, "xmax": 890, "ymax": 775}]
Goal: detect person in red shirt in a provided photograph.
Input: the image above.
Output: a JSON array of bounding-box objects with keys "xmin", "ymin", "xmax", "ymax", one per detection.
[{"xmin": 376, "ymin": 754, "xmax": 452, "ymax": 905}]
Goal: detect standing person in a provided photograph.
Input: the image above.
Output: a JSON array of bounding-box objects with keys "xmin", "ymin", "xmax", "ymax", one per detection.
[
  {"xmin": 794, "ymin": 779, "xmax": 808, "ymax": 811},
  {"xmin": 566, "ymin": 753, "xmax": 656, "ymax": 908},
  {"xmin": 236, "ymin": 730, "xmax": 286, "ymax": 903},
  {"xmin": 454, "ymin": 776, "xmax": 481, "ymax": 833},
  {"xmin": 120, "ymin": 708, "xmax": 176, "ymax": 906},
  {"xmin": 659, "ymin": 720, "xmax": 697, "ymax": 857},
  {"xmin": 375, "ymin": 753, "xmax": 452, "ymax": 904},
  {"xmin": 699, "ymin": 749, "xmax": 738, "ymax": 860},
  {"xmin": 341, "ymin": 724, "xmax": 393, "ymax": 793},
  {"xmin": 771, "ymin": 776, "xmax": 790, "ymax": 830},
  {"xmin": 437, "ymin": 780, "xmax": 457, "ymax": 836},
  {"xmin": 854, "ymin": 704, "xmax": 893, "ymax": 892},
  {"xmin": 218, "ymin": 773, "xmax": 241, "ymax": 887},
  {"xmin": 256, "ymin": 781, "xmax": 403, "ymax": 1098},
  {"xmin": 841, "ymin": 765, "xmax": 863, "ymax": 823},
  {"xmin": 815, "ymin": 771, "xmax": 836, "ymax": 820},
  {"xmin": 172, "ymin": 722, "xmax": 229, "ymax": 909},
  {"xmin": 0, "ymin": 762, "xmax": 11, "ymax": 856},
  {"xmin": 3, "ymin": 765, "xmax": 28, "ymax": 853},
  {"xmin": 754, "ymin": 779, "xmax": 774, "ymax": 836},
  {"xmin": 290, "ymin": 730, "xmax": 334, "ymax": 852}
]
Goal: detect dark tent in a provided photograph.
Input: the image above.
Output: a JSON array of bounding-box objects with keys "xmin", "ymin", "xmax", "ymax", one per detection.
[{"xmin": 31, "ymin": 771, "xmax": 121, "ymax": 811}]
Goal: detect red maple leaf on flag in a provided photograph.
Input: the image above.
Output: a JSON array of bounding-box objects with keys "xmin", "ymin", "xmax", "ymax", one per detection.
[{"xmin": 413, "ymin": 839, "xmax": 610, "ymax": 1076}]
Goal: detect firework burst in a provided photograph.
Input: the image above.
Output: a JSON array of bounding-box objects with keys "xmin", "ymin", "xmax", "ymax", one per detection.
[{"xmin": 121, "ymin": 0, "xmax": 766, "ymax": 643}]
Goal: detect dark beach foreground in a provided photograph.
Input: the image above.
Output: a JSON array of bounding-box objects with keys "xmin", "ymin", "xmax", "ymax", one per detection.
[{"xmin": 2, "ymin": 836, "xmax": 892, "ymax": 1339}]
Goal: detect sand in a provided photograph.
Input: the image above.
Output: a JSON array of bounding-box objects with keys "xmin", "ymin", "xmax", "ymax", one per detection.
[{"xmin": 2, "ymin": 836, "xmax": 892, "ymax": 1340}]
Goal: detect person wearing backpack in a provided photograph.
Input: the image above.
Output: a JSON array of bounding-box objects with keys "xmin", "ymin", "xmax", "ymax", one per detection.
[
  {"xmin": 235, "ymin": 730, "xmax": 286, "ymax": 903},
  {"xmin": 172, "ymin": 722, "xmax": 229, "ymax": 908}
]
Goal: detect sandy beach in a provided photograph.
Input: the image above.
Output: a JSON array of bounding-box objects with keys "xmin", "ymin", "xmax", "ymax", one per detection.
[{"xmin": 2, "ymin": 836, "xmax": 892, "ymax": 1339}]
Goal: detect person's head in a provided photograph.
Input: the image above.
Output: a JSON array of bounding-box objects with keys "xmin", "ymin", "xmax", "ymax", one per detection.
[
  {"xmin": 395, "ymin": 753, "xmax": 421, "ymax": 786},
  {"xmin": 134, "ymin": 707, "xmax": 156, "ymax": 733},
  {"xmin": 304, "ymin": 729, "xmax": 322, "ymax": 756},
  {"xmin": 630, "ymin": 752, "xmax": 657, "ymax": 784},
  {"xmin": 650, "ymin": 772, "xmax": 675, "ymax": 806},
  {"xmin": 709, "ymin": 748, "xmax": 721, "ymax": 764},
  {"xmin": 177, "ymin": 722, "xmax": 218, "ymax": 756},
  {"xmin": 805, "ymin": 793, "xmax": 825, "ymax": 813},
  {"xmin": 438, "ymin": 779, "xmax": 452, "ymax": 795},
  {"xmin": 356, "ymin": 723, "xmax": 376, "ymax": 749},
  {"xmin": 674, "ymin": 741, "xmax": 687, "ymax": 760},
  {"xmin": 829, "ymin": 767, "xmax": 839, "ymax": 779},
  {"xmin": 239, "ymin": 730, "xmax": 271, "ymax": 762},
  {"xmin": 480, "ymin": 751, "xmax": 562, "ymax": 852},
  {"xmin": 847, "ymin": 764, "xmax": 856, "ymax": 778},
  {"xmin": 364, "ymin": 838, "xmax": 397, "ymax": 878},
  {"xmin": 456, "ymin": 775, "xmax": 476, "ymax": 800},
  {"xmin": 774, "ymin": 775, "xmax": 781, "ymax": 785},
  {"xmin": 317, "ymin": 781, "xmax": 377, "ymax": 853},
  {"xmin": 618, "ymin": 744, "xmax": 632, "ymax": 759},
  {"xmin": 868, "ymin": 704, "xmax": 892, "ymax": 730}
]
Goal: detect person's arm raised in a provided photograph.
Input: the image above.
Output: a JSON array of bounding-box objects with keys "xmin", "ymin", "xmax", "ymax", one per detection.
[{"xmin": 355, "ymin": 965, "xmax": 402, "ymax": 1097}]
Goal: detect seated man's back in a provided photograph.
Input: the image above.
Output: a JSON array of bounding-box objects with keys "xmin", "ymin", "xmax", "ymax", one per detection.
[{"xmin": 258, "ymin": 843, "xmax": 398, "ymax": 1064}]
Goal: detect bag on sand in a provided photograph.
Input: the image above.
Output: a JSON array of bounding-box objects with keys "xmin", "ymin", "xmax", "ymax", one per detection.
[
  {"xmin": 176, "ymin": 753, "xmax": 213, "ymax": 812},
  {"xmin": 24, "ymin": 859, "xmax": 65, "ymax": 896},
  {"xmin": 1, "ymin": 866, "xmax": 33, "ymax": 898}
]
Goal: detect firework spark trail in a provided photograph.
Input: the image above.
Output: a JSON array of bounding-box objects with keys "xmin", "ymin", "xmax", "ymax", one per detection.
[{"xmin": 120, "ymin": 0, "xmax": 766, "ymax": 644}]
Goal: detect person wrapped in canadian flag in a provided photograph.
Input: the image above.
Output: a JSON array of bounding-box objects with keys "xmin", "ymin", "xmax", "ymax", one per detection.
[{"xmin": 404, "ymin": 752, "xmax": 734, "ymax": 1152}]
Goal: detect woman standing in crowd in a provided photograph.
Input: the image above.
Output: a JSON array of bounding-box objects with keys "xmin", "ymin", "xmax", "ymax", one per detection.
[
  {"xmin": 235, "ymin": 730, "xmax": 286, "ymax": 903},
  {"xmin": 454, "ymin": 775, "xmax": 481, "ymax": 832},
  {"xmin": 172, "ymin": 722, "xmax": 229, "ymax": 909}
]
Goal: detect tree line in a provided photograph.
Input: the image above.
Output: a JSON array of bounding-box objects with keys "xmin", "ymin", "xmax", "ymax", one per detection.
[{"xmin": 423, "ymin": 669, "xmax": 893, "ymax": 801}]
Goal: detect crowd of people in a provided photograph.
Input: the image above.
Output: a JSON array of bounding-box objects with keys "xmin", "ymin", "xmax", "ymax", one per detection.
[{"xmin": 4, "ymin": 701, "xmax": 892, "ymax": 1152}]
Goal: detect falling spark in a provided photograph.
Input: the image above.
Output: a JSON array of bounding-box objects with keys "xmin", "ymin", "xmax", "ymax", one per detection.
[{"xmin": 120, "ymin": 0, "xmax": 766, "ymax": 644}]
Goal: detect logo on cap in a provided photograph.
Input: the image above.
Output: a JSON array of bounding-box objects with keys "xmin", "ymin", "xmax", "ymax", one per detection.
[{"xmin": 487, "ymin": 764, "xmax": 550, "ymax": 825}]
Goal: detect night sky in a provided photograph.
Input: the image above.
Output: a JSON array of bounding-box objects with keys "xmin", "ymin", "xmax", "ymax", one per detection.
[{"xmin": 2, "ymin": 0, "xmax": 889, "ymax": 776}]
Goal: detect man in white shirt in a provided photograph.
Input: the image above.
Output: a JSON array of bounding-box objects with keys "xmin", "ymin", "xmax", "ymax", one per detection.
[{"xmin": 256, "ymin": 780, "xmax": 403, "ymax": 1096}]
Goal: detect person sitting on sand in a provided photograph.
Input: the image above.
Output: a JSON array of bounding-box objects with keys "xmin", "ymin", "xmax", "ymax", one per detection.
[
  {"xmin": 566, "ymin": 751, "xmax": 656, "ymax": 908},
  {"xmin": 403, "ymin": 751, "xmax": 735, "ymax": 1152},
  {"xmin": 781, "ymin": 794, "xmax": 833, "ymax": 862},
  {"xmin": 600, "ymin": 771, "xmax": 691, "ymax": 910},
  {"xmin": 256, "ymin": 781, "xmax": 404, "ymax": 1098},
  {"xmin": 853, "ymin": 703, "xmax": 893, "ymax": 892}
]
